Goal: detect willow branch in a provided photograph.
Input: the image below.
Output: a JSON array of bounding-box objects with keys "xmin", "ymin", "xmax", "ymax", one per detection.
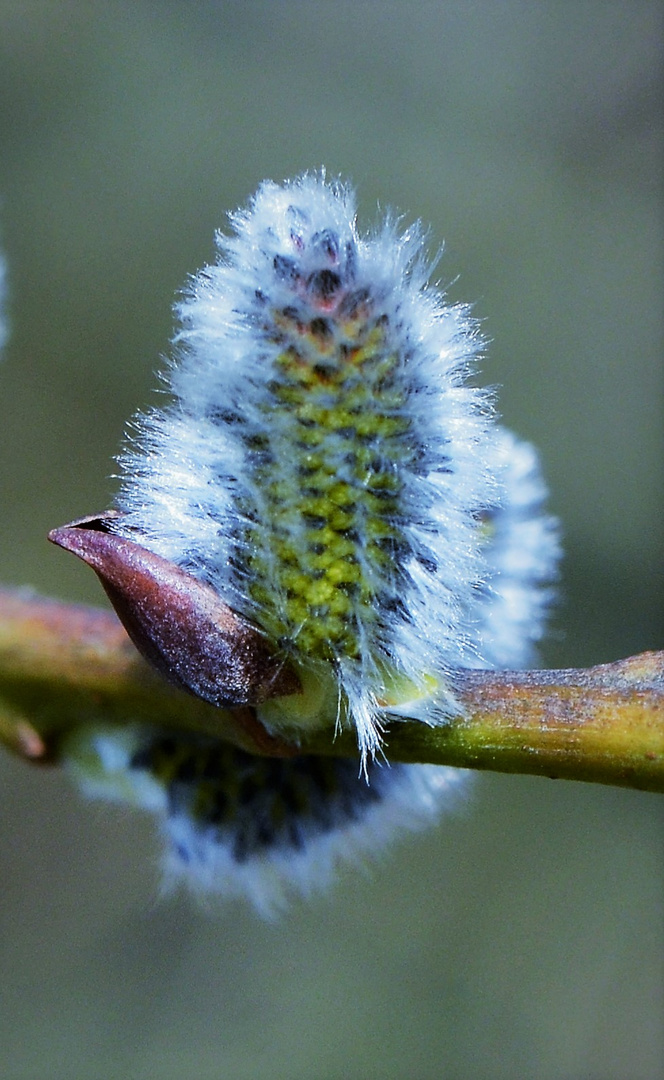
[{"xmin": 1, "ymin": 588, "xmax": 662, "ymax": 793}]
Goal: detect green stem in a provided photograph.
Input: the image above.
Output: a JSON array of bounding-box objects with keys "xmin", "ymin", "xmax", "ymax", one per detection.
[{"xmin": 1, "ymin": 588, "xmax": 662, "ymax": 793}]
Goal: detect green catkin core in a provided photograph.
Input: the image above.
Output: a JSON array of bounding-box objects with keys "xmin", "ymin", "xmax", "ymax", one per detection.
[{"xmin": 244, "ymin": 298, "xmax": 412, "ymax": 664}]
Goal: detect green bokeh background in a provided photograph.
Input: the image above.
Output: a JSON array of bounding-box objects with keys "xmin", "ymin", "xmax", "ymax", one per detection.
[{"xmin": 0, "ymin": 3, "xmax": 662, "ymax": 1078}]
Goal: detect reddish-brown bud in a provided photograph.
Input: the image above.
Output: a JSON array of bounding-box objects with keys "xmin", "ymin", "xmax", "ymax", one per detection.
[{"xmin": 48, "ymin": 514, "xmax": 300, "ymax": 708}]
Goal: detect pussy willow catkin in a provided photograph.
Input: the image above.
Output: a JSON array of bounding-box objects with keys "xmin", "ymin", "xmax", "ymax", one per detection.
[{"xmin": 65, "ymin": 175, "xmax": 559, "ymax": 914}]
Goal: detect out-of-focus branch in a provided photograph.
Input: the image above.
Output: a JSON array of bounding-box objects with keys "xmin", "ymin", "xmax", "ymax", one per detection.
[{"xmin": 1, "ymin": 588, "xmax": 662, "ymax": 793}]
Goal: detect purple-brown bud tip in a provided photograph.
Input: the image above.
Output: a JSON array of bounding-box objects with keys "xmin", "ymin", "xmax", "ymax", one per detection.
[{"xmin": 48, "ymin": 514, "xmax": 300, "ymax": 707}]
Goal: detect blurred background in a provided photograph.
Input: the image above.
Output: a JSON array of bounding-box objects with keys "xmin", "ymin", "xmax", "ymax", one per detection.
[{"xmin": 0, "ymin": 3, "xmax": 662, "ymax": 1078}]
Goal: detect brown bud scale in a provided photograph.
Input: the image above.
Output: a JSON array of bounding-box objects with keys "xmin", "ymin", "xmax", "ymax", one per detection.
[{"xmin": 48, "ymin": 515, "xmax": 300, "ymax": 708}]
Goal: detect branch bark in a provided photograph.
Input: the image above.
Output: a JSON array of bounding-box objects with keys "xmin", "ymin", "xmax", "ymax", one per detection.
[{"xmin": 1, "ymin": 588, "xmax": 662, "ymax": 793}]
